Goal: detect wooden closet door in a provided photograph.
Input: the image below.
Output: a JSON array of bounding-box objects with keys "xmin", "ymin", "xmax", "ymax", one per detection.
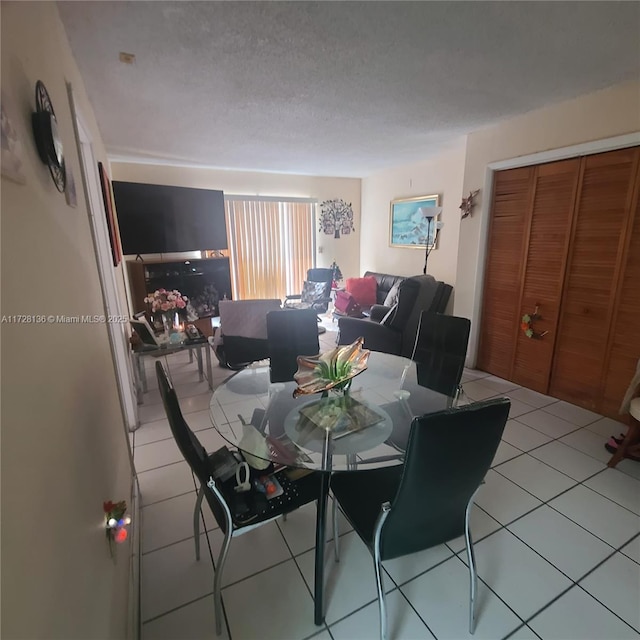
[
  {"xmin": 600, "ymin": 155, "xmax": 640, "ymax": 416},
  {"xmin": 511, "ymin": 159, "xmax": 581, "ymax": 393},
  {"xmin": 477, "ymin": 167, "xmax": 534, "ymax": 378},
  {"xmin": 549, "ymin": 148, "xmax": 640, "ymax": 409}
]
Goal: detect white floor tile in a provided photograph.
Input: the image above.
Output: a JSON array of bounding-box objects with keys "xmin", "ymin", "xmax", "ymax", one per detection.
[
  {"xmin": 135, "ymin": 417, "xmax": 173, "ymax": 447},
  {"xmin": 446, "ymin": 506, "xmax": 502, "ymax": 554},
  {"xmin": 580, "ymin": 553, "xmax": 640, "ymax": 631},
  {"xmin": 528, "ymin": 440, "xmax": 606, "ymax": 481},
  {"xmin": 494, "ymin": 454, "xmax": 577, "ymax": 501},
  {"xmin": 137, "ymin": 461, "xmax": 196, "ymax": 506},
  {"xmin": 175, "ymin": 380, "xmax": 213, "ymax": 399},
  {"xmin": 474, "ymin": 470, "xmax": 542, "ymax": 525},
  {"xmin": 141, "ymin": 534, "xmax": 214, "ymax": 622},
  {"xmin": 502, "ymin": 420, "xmax": 552, "ymax": 452},
  {"xmin": 504, "ymin": 398, "xmax": 538, "ymax": 419},
  {"xmin": 620, "ymin": 535, "xmax": 640, "ymax": 564},
  {"xmin": 330, "ymin": 589, "xmax": 435, "ymax": 640},
  {"xmin": 508, "ymin": 388, "xmax": 557, "ymax": 408},
  {"xmin": 506, "ymin": 625, "xmax": 540, "ymax": 639},
  {"xmin": 471, "ymin": 529, "xmax": 572, "ymax": 619},
  {"xmin": 296, "ymin": 531, "xmax": 389, "ymax": 624},
  {"xmin": 383, "ymin": 543, "xmax": 453, "ymax": 586},
  {"xmin": 549, "ymin": 485, "xmax": 640, "ymax": 548},
  {"xmin": 196, "ymin": 427, "xmax": 233, "ymax": 455},
  {"xmin": 183, "ymin": 408, "xmax": 217, "ymax": 432},
  {"xmin": 507, "ymin": 505, "xmax": 614, "ymax": 581},
  {"xmin": 400, "ymin": 557, "xmax": 522, "ymax": 640},
  {"xmin": 142, "ymin": 594, "xmax": 228, "ymax": 639},
  {"xmin": 222, "ymin": 559, "xmax": 318, "ymax": 640},
  {"xmin": 542, "ymin": 400, "xmax": 602, "ymax": 427},
  {"xmin": 528, "ymin": 586, "xmax": 637, "ymax": 640},
  {"xmin": 559, "ymin": 429, "xmax": 612, "ymax": 464},
  {"xmin": 207, "ymin": 521, "xmax": 291, "ymax": 588},
  {"xmin": 585, "ymin": 416, "xmax": 629, "ymax": 439},
  {"xmin": 515, "ymin": 410, "xmax": 580, "ymax": 439},
  {"xmin": 462, "ymin": 368, "xmax": 490, "ymax": 382},
  {"xmin": 135, "ymin": 437, "xmax": 184, "ymax": 473},
  {"xmin": 474, "ymin": 375, "xmax": 521, "ymax": 395},
  {"xmin": 616, "ymin": 458, "xmax": 640, "ymax": 481},
  {"xmin": 463, "ymin": 380, "xmax": 503, "ymax": 401},
  {"xmin": 139, "ymin": 401, "xmax": 170, "ymax": 424},
  {"xmin": 180, "ymin": 392, "xmax": 214, "ymax": 415},
  {"xmin": 491, "ymin": 441, "xmax": 524, "ymax": 467},
  {"xmin": 584, "ymin": 468, "xmax": 640, "ymax": 515},
  {"xmin": 142, "ymin": 492, "xmax": 216, "ymax": 554}
]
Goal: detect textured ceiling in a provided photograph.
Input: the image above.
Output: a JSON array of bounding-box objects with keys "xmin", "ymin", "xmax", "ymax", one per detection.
[{"xmin": 57, "ymin": 1, "xmax": 640, "ymax": 178}]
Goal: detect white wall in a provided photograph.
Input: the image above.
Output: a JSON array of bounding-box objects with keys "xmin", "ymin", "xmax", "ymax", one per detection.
[
  {"xmin": 1, "ymin": 3, "xmax": 132, "ymax": 638},
  {"xmin": 110, "ymin": 162, "xmax": 362, "ymax": 281},
  {"xmin": 456, "ymin": 80, "xmax": 640, "ymax": 365},
  {"xmin": 360, "ymin": 138, "xmax": 467, "ymax": 287}
]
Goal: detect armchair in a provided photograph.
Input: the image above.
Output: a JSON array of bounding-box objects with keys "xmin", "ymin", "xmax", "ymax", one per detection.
[
  {"xmin": 284, "ymin": 268, "xmax": 333, "ymax": 313},
  {"xmin": 337, "ymin": 275, "xmax": 452, "ymax": 358}
]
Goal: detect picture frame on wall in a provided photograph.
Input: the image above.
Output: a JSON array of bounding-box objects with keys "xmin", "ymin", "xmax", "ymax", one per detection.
[
  {"xmin": 389, "ymin": 194, "xmax": 441, "ymax": 249},
  {"xmin": 97, "ymin": 161, "xmax": 122, "ymax": 267}
]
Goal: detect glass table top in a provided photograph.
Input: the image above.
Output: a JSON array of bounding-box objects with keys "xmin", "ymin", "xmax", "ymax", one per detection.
[{"xmin": 209, "ymin": 351, "xmax": 453, "ymax": 472}]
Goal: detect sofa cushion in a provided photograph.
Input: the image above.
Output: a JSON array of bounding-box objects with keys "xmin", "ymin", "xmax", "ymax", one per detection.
[
  {"xmin": 346, "ymin": 276, "xmax": 378, "ymax": 307},
  {"xmin": 364, "ymin": 271, "xmax": 406, "ymax": 305},
  {"xmin": 383, "ymin": 282, "xmax": 401, "ymax": 307}
]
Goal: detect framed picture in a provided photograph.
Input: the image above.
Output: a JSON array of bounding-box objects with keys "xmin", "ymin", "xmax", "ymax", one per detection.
[
  {"xmin": 389, "ymin": 194, "xmax": 441, "ymax": 249},
  {"xmin": 98, "ymin": 162, "xmax": 122, "ymax": 266}
]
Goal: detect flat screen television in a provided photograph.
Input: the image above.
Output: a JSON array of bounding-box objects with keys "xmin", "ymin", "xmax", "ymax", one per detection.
[{"xmin": 112, "ymin": 181, "xmax": 227, "ymax": 254}]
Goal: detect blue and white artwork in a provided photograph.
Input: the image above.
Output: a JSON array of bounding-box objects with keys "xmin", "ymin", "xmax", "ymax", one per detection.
[{"xmin": 389, "ymin": 195, "xmax": 440, "ymax": 248}]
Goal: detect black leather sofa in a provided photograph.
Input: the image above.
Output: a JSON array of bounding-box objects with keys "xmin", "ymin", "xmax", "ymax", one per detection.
[{"xmin": 337, "ymin": 274, "xmax": 453, "ymax": 358}]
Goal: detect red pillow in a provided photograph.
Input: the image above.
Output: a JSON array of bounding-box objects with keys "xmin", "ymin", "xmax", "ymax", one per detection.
[{"xmin": 345, "ymin": 276, "xmax": 377, "ymax": 307}]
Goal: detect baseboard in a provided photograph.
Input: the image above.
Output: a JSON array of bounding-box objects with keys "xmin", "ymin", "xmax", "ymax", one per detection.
[{"xmin": 127, "ymin": 475, "xmax": 142, "ymax": 639}]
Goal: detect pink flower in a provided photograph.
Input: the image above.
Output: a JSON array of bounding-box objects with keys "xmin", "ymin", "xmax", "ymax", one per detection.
[
  {"xmin": 158, "ymin": 288, "xmax": 166, "ymax": 294},
  {"xmin": 160, "ymin": 302, "xmax": 170, "ymax": 312},
  {"xmin": 176, "ymin": 299, "xmax": 186, "ymax": 309}
]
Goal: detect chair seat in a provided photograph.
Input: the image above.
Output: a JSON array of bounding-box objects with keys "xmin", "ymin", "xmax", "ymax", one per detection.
[
  {"xmin": 216, "ymin": 466, "xmax": 322, "ymax": 529},
  {"xmin": 331, "ymin": 466, "xmax": 403, "ymax": 550}
]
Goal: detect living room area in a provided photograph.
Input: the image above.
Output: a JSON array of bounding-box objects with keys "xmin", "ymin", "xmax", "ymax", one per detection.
[{"xmin": 2, "ymin": 2, "xmax": 640, "ymax": 640}]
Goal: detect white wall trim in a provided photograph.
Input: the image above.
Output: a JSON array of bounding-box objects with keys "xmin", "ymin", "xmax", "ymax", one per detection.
[{"xmin": 467, "ymin": 132, "xmax": 640, "ymax": 367}]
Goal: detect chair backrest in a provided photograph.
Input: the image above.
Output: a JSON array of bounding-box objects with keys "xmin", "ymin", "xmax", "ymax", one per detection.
[
  {"xmin": 155, "ymin": 361, "xmax": 229, "ymax": 532},
  {"xmin": 266, "ymin": 309, "xmax": 320, "ymax": 382},
  {"xmin": 307, "ymin": 268, "xmax": 333, "ymax": 284},
  {"xmin": 412, "ymin": 312, "xmax": 471, "ymax": 396},
  {"xmin": 379, "ymin": 398, "xmax": 510, "ymax": 561}
]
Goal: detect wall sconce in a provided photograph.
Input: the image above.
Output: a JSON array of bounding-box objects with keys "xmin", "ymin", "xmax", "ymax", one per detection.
[
  {"xmin": 104, "ymin": 500, "xmax": 131, "ymax": 549},
  {"xmin": 417, "ymin": 207, "xmax": 444, "ymax": 275}
]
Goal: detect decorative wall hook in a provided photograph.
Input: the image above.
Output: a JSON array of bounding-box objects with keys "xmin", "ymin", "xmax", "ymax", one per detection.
[
  {"xmin": 460, "ymin": 189, "xmax": 480, "ymax": 220},
  {"xmin": 104, "ymin": 500, "xmax": 131, "ymax": 552}
]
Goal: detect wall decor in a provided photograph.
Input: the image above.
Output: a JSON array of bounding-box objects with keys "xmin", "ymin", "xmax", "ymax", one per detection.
[
  {"xmin": 319, "ymin": 199, "xmax": 354, "ymax": 238},
  {"xmin": 460, "ymin": 189, "xmax": 480, "ymax": 219},
  {"xmin": 389, "ymin": 194, "xmax": 441, "ymax": 248},
  {"xmin": 98, "ymin": 162, "xmax": 122, "ymax": 267},
  {"xmin": 1, "ymin": 91, "xmax": 26, "ymax": 184},
  {"xmin": 65, "ymin": 164, "xmax": 77, "ymax": 208},
  {"xmin": 31, "ymin": 80, "xmax": 66, "ymax": 192}
]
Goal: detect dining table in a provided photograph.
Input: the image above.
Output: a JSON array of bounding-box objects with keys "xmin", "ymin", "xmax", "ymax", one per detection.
[{"xmin": 208, "ymin": 350, "xmax": 454, "ymax": 625}]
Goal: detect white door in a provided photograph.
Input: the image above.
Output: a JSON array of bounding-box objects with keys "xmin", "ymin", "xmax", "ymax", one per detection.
[{"xmin": 67, "ymin": 84, "xmax": 139, "ymax": 431}]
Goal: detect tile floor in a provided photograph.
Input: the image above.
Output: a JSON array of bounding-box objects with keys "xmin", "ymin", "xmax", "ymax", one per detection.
[{"xmin": 135, "ymin": 321, "xmax": 640, "ymax": 640}]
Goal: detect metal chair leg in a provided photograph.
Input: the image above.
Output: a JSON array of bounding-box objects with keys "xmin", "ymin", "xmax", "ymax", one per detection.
[
  {"xmin": 332, "ymin": 497, "xmax": 340, "ymax": 562},
  {"xmin": 214, "ymin": 528, "xmax": 232, "ymax": 636},
  {"xmin": 464, "ymin": 493, "xmax": 479, "ymax": 634},
  {"xmin": 373, "ymin": 502, "xmax": 391, "ymax": 640},
  {"xmin": 193, "ymin": 485, "xmax": 204, "ymax": 560}
]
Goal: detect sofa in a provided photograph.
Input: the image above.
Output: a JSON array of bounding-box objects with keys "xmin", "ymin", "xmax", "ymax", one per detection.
[{"xmin": 337, "ymin": 274, "xmax": 453, "ymax": 358}]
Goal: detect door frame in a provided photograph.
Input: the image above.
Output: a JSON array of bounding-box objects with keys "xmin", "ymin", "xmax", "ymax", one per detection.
[{"xmin": 468, "ymin": 132, "xmax": 640, "ymax": 367}]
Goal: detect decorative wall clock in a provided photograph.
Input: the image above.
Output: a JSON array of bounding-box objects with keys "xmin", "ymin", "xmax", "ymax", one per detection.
[{"xmin": 31, "ymin": 80, "xmax": 66, "ymax": 192}]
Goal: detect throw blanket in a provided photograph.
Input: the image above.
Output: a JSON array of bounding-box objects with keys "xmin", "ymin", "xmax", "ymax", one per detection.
[
  {"xmin": 213, "ymin": 299, "xmax": 282, "ymax": 347},
  {"xmin": 620, "ymin": 358, "xmax": 640, "ymax": 414}
]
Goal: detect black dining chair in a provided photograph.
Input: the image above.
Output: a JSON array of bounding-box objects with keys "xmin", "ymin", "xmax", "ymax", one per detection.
[
  {"xmin": 266, "ymin": 308, "xmax": 320, "ymax": 383},
  {"xmin": 155, "ymin": 361, "xmax": 323, "ymax": 635},
  {"xmin": 411, "ymin": 311, "xmax": 471, "ymax": 400},
  {"xmin": 330, "ymin": 398, "xmax": 510, "ymax": 640}
]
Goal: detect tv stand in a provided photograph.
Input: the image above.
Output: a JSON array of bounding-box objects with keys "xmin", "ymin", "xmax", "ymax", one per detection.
[{"xmin": 127, "ymin": 256, "xmax": 232, "ymax": 336}]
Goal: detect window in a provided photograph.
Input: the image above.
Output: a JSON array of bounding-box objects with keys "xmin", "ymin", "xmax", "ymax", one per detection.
[{"xmin": 225, "ymin": 197, "xmax": 316, "ymax": 301}]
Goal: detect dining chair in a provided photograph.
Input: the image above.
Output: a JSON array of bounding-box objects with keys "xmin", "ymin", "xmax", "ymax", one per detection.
[
  {"xmin": 411, "ymin": 311, "xmax": 471, "ymax": 400},
  {"xmin": 155, "ymin": 361, "xmax": 323, "ymax": 635},
  {"xmin": 266, "ymin": 308, "xmax": 320, "ymax": 383},
  {"xmin": 330, "ymin": 398, "xmax": 510, "ymax": 640}
]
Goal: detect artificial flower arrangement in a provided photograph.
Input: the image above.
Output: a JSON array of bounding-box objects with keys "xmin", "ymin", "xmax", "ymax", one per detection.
[{"xmin": 144, "ymin": 288, "xmax": 189, "ymax": 314}]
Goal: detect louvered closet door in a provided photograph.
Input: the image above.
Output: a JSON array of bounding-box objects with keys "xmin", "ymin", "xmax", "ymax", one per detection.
[
  {"xmin": 600, "ymin": 155, "xmax": 640, "ymax": 416},
  {"xmin": 511, "ymin": 159, "xmax": 581, "ymax": 392},
  {"xmin": 477, "ymin": 167, "xmax": 534, "ymax": 378},
  {"xmin": 549, "ymin": 148, "xmax": 640, "ymax": 410}
]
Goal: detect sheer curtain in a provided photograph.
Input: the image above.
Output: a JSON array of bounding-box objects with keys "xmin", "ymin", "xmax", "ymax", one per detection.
[{"xmin": 225, "ymin": 197, "xmax": 316, "ymax": 301}]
